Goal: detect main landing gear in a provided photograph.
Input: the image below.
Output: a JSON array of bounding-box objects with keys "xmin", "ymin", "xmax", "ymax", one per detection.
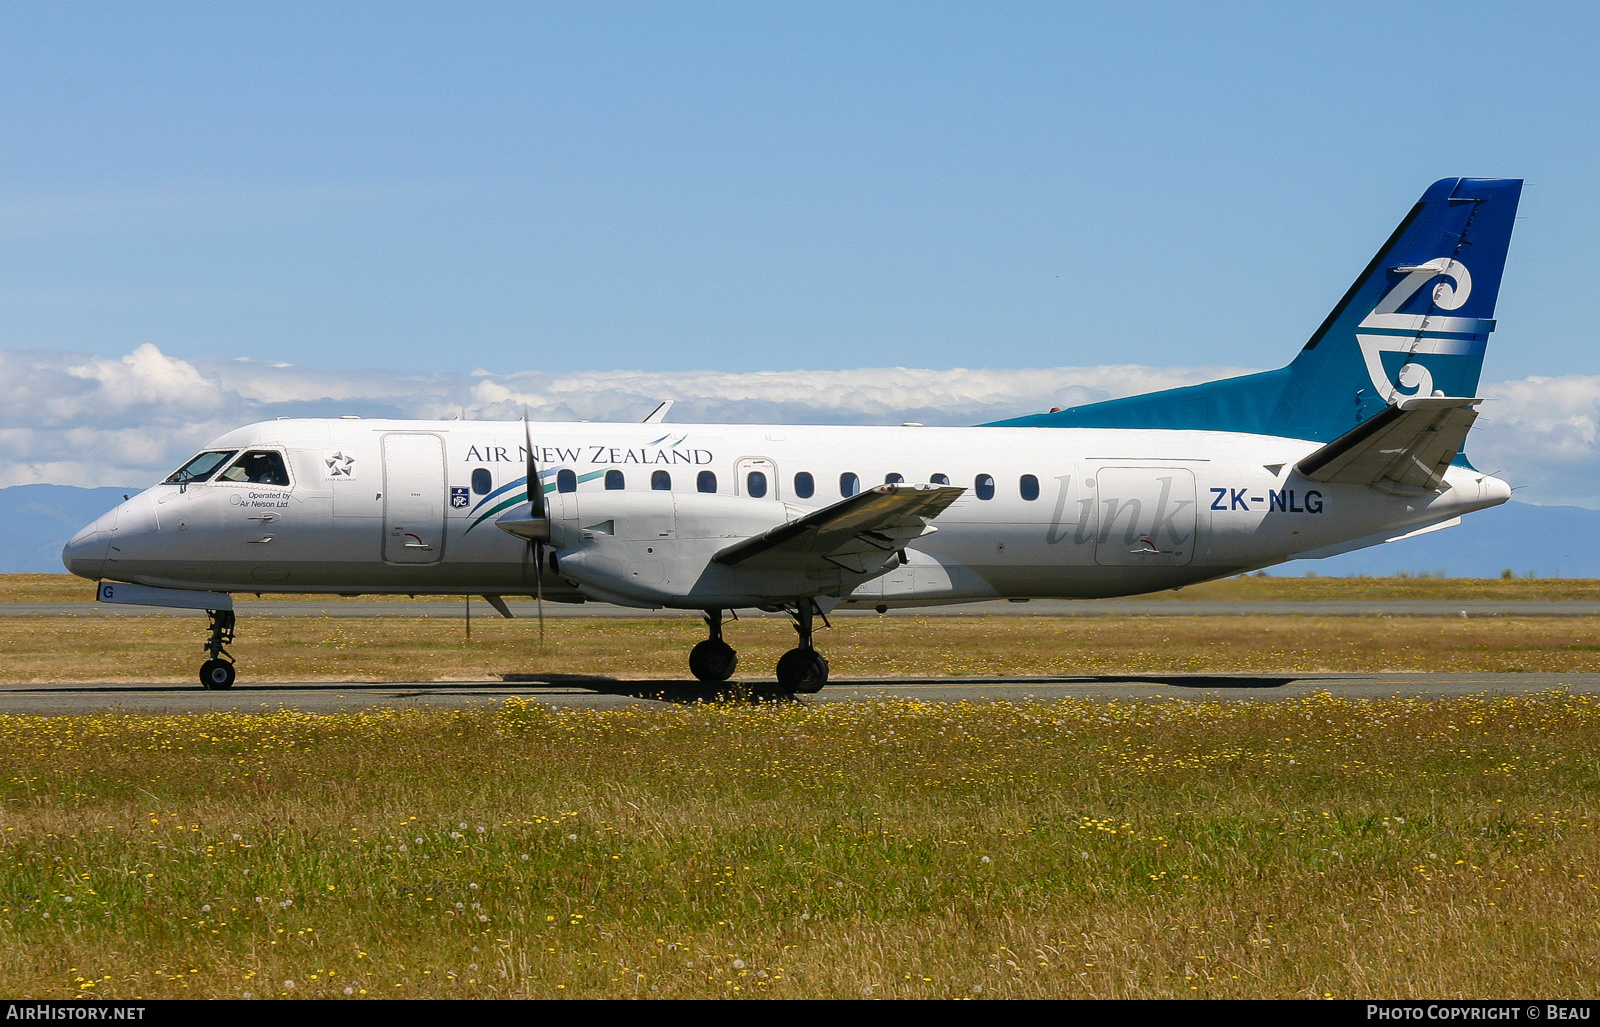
[
  {"xmin": 686, "ymin": 602, "xmax": 830, "ymax": 693},
  {"xmin": 688, "ymin": 609, "xmax": 739, "ymax": 683},
  {"xmin": 198, "ymin": 609, "xmax": 236, "ymax": 690},
  {"xmin": 776, "ymin": 599, "xmax": 828, "ymax": 694}
]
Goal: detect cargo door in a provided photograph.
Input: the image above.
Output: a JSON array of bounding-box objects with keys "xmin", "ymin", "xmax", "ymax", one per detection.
[
  {"xmin": 382, "ymin": 434, "xmax": 446, "ymax": 564},
  {"xmin": 1091, "ymin": 467, "xmax": 1196, "ymax": 567}
]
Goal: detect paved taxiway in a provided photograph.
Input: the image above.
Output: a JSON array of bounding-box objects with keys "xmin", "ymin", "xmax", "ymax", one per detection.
[
  {"xmin": 2, "ymin": 673, "xmax": 1595, "ymax": 716},
  {"xmin": 5, "ymin": 600, "xmax": 1600, "ymax": 618}
]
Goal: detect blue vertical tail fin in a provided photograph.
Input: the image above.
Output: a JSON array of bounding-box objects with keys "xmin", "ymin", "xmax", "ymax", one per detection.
[{"xmin": 987, "ymin": 178, "xmax": 1523, "ymax": 443}]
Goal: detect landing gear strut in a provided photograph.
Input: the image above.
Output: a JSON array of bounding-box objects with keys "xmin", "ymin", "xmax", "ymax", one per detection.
[
  {"xmin": 776, "ymin": 599, "xmax": 829, "ymax": 694},
  {"xmin": 198, "ymin": 609, "xmax": 236, "ymax": 690},
  {"xmin": 688, "ymin": 608, "xmax": 739, "ymax": 682}
]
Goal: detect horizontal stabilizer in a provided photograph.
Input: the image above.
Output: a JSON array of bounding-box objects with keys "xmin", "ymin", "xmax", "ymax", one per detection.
[
  {"xmin": 714, "ymin": 483, "xmax": 964, "ymax": 574},
  {"xmin": 1296, "ymin": 396, "xmax": 1481, "ymax": 493}
]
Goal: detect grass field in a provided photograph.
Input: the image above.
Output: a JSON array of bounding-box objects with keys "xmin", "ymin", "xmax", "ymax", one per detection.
[
  {"xmin": 9, "ymin": 573, "xmax": 1600, "ymax": 604},
  {"xmin": 0, "ymin": 692, "xmax": 1595, "ymax": 999},
  {"xmin": 5, "ymin": 613, "xmax": 1600, "ymax": 683}
]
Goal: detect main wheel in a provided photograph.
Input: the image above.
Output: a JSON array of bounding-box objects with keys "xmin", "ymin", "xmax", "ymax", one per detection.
[
  {"xmin": 199, "ymin": 659, "xmax": 236, "ymax": 690},
  {"xmin": 776, "ymin": 647, "xmax": 828, "ymax": 693},
  {"xmin": 688, "ymin": 639, "xmax": 739, "ymax": 682}
]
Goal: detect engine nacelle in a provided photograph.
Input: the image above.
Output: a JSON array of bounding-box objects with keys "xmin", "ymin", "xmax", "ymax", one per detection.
[{"xmin": 532, "ymin": 490, "xmax": 845, "ymax": 607}]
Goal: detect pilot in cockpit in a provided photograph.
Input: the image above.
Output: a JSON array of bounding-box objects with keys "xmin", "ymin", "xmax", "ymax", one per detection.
[{"xmin": 219, "ymin": 451, "xmax": 290, "ymax": 486}]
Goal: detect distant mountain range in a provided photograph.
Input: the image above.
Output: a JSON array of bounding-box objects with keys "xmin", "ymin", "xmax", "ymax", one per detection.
[{"xmin": 0, "ymin": 483, "xmax": 1590, "ymax": 579}]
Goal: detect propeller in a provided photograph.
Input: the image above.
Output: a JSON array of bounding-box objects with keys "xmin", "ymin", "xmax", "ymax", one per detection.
[
  {"xmin": 525, "ymin": 415, "xmax": 547, "ymax": 644},
  {"xmin": 494, "ymin": 415, "xmax": 553, "ymax": 644}
]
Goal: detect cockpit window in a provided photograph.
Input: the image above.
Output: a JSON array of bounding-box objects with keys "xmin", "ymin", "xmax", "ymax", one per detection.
[
  {"xmin": 162, "ymin": 450, "xmax": 238, "ymax": 485},
  {"xmin": 218, "ymin": 450, "xmax": 291, "ymax": 487}
]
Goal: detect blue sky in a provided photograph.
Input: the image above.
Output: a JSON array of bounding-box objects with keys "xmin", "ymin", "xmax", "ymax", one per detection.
[{"xmin": 2, "ymin": 1, "xmax": 1595, "ymax": 379}]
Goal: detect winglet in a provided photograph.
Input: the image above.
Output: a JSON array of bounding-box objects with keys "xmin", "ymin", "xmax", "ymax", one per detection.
[{"xmin": 642, "ymin": 400, "xmax": 674, "ymax": 424}]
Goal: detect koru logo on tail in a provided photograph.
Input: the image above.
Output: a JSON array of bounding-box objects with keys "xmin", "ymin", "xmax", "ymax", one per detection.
[{"xmin": 1356, "ymin": 258, "xmax": 1486, "ymax": 403}]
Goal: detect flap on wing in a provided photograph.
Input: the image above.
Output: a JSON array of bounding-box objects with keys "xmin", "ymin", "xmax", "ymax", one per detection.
[
  {"xmin": 1296, "ymin": 396, "xmax": 1482, "ymax": 493},
  {"xmin": 713, "ymin": 483, "xmax": 965, "ymax": 572}
]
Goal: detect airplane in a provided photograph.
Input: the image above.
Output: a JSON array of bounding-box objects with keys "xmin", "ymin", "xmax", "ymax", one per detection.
[{"xmin": 62, "ymin": 177, "xmax": 1522, "ymax": 693}]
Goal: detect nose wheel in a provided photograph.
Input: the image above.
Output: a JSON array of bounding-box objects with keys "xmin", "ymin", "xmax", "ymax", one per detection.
[
  {"xmin": 199, "ymin": 609, "xmax": 237, "ymax": 690},
  {"xmin": 776, "ymin": 599, "xmax": 829, "ymax": 694},
  {"xmin": 689, "ymin": 609, "xmax": 739, "ymax": 682}
]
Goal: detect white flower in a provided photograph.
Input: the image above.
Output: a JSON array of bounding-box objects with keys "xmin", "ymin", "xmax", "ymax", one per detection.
[
  {"xmin": 732, "ymin": 959, "xmax": 746, "ymax": 970},
  {"xmin": 980, "ymin": 856, "xmax": 991, "ymax": 864},
  {"xmin": 342, "ymin": 987, "xmax": 353, "ymax": 995},
  {"xmin": 284, "ymin": 980, "xmax": 295, "ymax": 989}
]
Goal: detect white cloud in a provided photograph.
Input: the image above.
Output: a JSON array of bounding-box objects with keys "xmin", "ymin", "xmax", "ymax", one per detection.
[{"xmin": 2, "ymin": 345, "xmax": 1596, "ymax": 507}]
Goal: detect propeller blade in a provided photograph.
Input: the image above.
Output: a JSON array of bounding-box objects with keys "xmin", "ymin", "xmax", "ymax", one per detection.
[
  {"xmin": 524, "ymin": 414, "xmax": 546, "ymax": 520},
  {"xmin": 534, "ymin": 541, "xmax": 545, "ymax": 644}
]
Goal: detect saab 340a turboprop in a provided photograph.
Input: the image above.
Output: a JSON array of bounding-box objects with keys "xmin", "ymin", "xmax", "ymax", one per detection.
[{"xmin": 63, "ymin": 178, "xmax": 1522, "ymax": 692}]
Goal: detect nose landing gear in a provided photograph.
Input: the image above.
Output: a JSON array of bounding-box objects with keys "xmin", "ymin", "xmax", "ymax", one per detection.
[
  {"xmin": 776, "ymin": 599, "xmax": 829, "ymax": 694},
  {"xmin": 688, "ymin": 608, "xmax": 739, "ymax": 682},
  {"xmin": 198, "ymin": 609, "xmax": 236, "ymax": 690}
]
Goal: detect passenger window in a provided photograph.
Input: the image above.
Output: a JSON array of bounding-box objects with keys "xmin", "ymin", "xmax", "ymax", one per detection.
[
  {"xmin": 747, "ymin": 471, "xmax": 768, "ymax": 498},
  {"xmin": 930, "ymin": 473, "xmax": 950, "ymax": 486},
  {"xmin": 885, "ymin": 473, "xmax": 904, "ymax": 484},
  {"xmin": 605, "ymin": 470, "xmax": 625, "ymax": 490},
  {"xmin": 840, "ymin": 472, "xmax": 859, "ymax": 497},
  {"xmin": 162, "ymin": 450, "xmax": 238, "ymax": 485},
  {"xmin": 557, "ymin": 469, "xmax": 577, "ymax": 493},
  {"xmin": 697, "ymin": 470, "xmax": 718, "ymax": 494},
  {"xmin": 219, "ymin": 451, "xmax": 290, "ymax": 487},
  {"xmin": 471, "ymin": 468, "xmax": 492, "ymax": 495},
  {"xmin": 975, "ymin": 473, "xmax": 995, "ymax": 500},
  {"xmin": 793, "ymin": 471, "xmax": 814, "ymax": 499},
  {"xmin": 1020, "ymin": 474, "xmax": 1040, "ymax": 501},
  {"xmin": 651, "ymin": 470, "xmax": 671, "ymax": 491}
]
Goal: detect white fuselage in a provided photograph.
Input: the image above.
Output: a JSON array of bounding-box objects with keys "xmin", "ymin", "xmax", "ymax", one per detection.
[{"xmin": 62, "ymin": 418, "xmax": 1511, "ymax": 608}]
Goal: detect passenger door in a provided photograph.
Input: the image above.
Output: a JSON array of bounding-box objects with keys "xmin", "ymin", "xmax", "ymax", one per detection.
[{"xmin": 382, "ymin": 434, "xmax": 447, "ymax": 564}]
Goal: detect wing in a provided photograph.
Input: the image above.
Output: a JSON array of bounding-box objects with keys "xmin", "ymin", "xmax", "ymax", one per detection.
[
  {"xmin": 1296, "ymin": 396, "xmax": 1481, "ymax": 494},
  {"xmin": 713, "ymin": 483, "xmax": 965, "ymax": 575}
]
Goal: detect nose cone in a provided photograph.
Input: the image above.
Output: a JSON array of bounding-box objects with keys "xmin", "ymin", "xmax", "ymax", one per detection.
[{"xmin": 61, "ymin": 512, "xmax": 115, "ymax": 580}]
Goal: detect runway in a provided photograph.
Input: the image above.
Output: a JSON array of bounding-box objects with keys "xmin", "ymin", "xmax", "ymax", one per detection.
[
  {"xmin": 5, "ymin": 599, "xmax": 1600, "ymax": 618},
  {"xmin": 2, "ymin": 672, "xmax": 1596, "ymax": 715}
]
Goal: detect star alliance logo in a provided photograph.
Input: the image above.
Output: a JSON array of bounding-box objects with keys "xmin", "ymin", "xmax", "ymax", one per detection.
[{"xmin": 325, "ymin": 451, "xmax": 355, "ymax": 477}]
